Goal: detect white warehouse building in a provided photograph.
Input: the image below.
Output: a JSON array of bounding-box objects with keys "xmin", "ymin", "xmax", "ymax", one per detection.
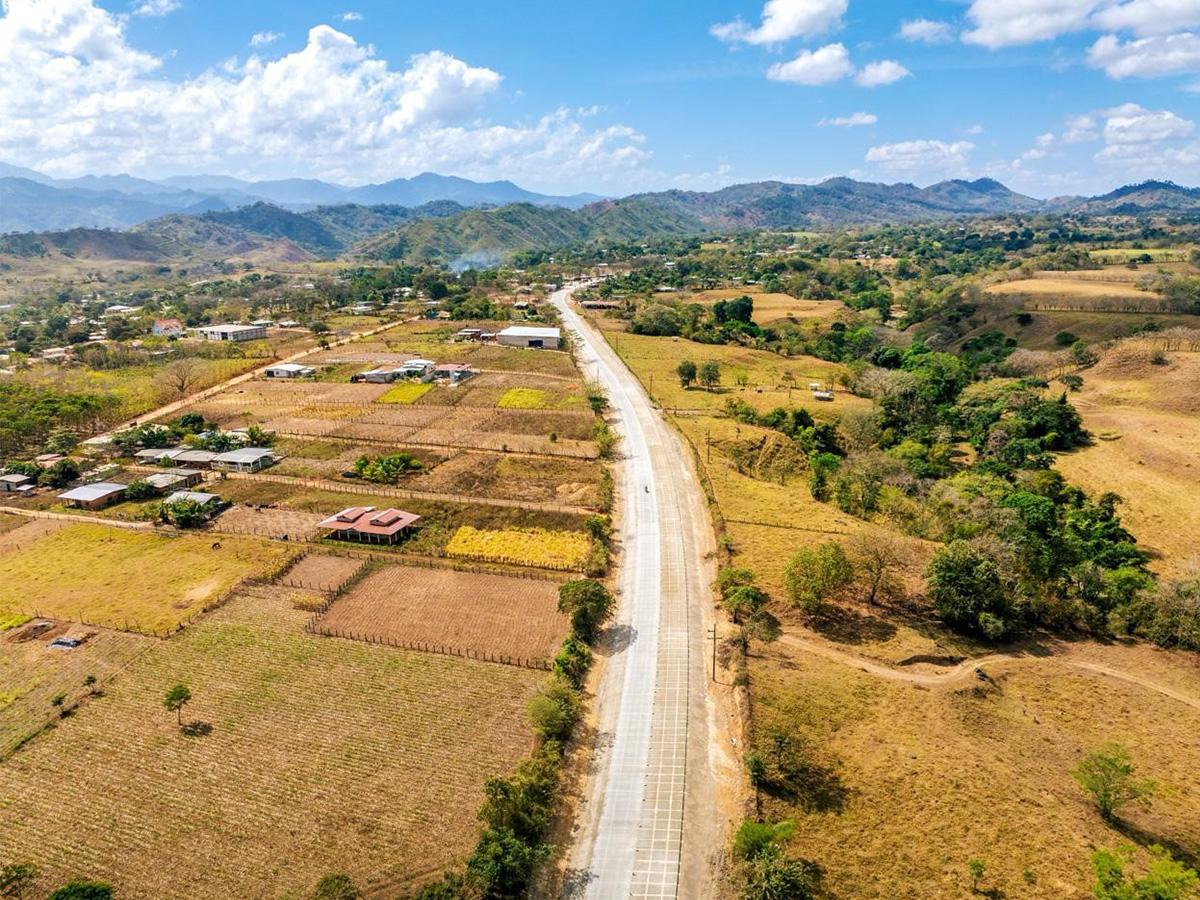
[{"xmin": 496, "ymin": 326, "xmax": 561, "ymax": 350}]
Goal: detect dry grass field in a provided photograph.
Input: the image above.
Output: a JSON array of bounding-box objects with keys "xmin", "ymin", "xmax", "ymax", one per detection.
[
  {"xmin": 594, "ymin": 320, "xmax": 869, "ymax": 415},
  {"xmin": 688, "ymin": 288, "xmax": 848, "ymax": 324},
  {"xmin": 0, "ymin": 522, "xmax": 296, "ymax": 633},
  {"xmin": 0, "ymin": 590, "xmax": 542, "ymax": 899},
  {"xmin": 751, "ymin": 627, "xmax": 1200, "ymax": 899},
  {"xmin": 316, "ymin": 564, "xmax": 569, "ymax": 662},
  {"xmin": 987, "ymin": 277, "xmax": 1154, "ymax": 306},
  {"xmin": 1054, "ymin": 344, "xmax": 1200, "ymax": 575},
  {"xmin": 1091, "ymin": 247, "xmax": 1193, "ymax": 263},
  {"xmin": 0, "ymin": 619, "xmax": 154, "ymax": 757},
  {"xmin": 278, "ymin": 554, "xmax": 366, "ymax": 593}
]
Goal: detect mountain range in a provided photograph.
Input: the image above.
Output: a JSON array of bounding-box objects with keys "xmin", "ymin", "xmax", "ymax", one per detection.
[
  {"xmin": 2, "ymin": 173, "xmax": 1199, "ymax": 269},
  {"xmin": 0, "ymin": 167, "xmax": 604, "ymax": 234}
]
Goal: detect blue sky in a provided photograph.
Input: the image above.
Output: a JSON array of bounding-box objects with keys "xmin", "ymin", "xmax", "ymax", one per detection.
[{"xmin": 2, "ymin": 0, "xmax": 1199, "ymax": 196}]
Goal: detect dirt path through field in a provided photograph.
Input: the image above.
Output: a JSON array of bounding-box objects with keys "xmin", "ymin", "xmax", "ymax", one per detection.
[{"xmin": 778, "ymin": 633, "xmax": 1200, "ymax": 710}]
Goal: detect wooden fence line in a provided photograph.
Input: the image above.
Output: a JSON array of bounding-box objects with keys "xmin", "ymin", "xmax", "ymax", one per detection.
[
  {"xmin": 305, "ymin": 620, "xmax": 552, "ymax": 671},
  {"xmin": 219, "ymin": 470, "xmax": 591, "ymax": 515}
]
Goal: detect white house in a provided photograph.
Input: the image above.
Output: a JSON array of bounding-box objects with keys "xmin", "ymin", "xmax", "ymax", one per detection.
[
  {"xmin": 196, "ymin": 324, "xmax": 268, "ymax": 343},
  {"xmin": 264, "ymin": 363, "xmax": 315, "ymax": 379},
  {"xmin": 496, "ymin": 326, "xmax": 561, "ymax": 350},
  {"xmin": 211, "ymin": 448, "xmax": 277, "ymax": 473}
]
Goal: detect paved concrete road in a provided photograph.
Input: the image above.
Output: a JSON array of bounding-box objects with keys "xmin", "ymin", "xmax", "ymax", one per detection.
[{"xmin": 555, "ymin": 285, "xmax": 715, "ymax": 899}]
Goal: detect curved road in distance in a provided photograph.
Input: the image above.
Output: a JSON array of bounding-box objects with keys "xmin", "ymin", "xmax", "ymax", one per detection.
[{"xmin": 554, "ymin": 284, "xmax": 718, "ymax": 899}]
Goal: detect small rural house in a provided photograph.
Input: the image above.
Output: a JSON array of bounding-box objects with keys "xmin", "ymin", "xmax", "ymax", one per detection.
[
  {"xmin": 318, "ymin": 506, "xmax": 421, "ymax": 545},
  {"xmin": 0, "ymin": 473, "xmax": 34, "ymax": 494},
  {"xmin": 497, "ymin": 326, "xmax": 561, "ymax": 350},
  {"xmin": 58, "ymin": 482, "xmax": 127, "ymax": 510},
  {"xmin": 455, "ymin": 328, "xmax": 485, "ymax": 342},
  {"xmin": 264, "ymin": 363, "xmax": 316, "ymax": 379},
  {"xmin": 399, "ymin": 358, "xmax": 436, "ymax": 378},
  {"xmin": 134, "ymin": 448, "xmax": 181, "ymax": 464},
  {"xmin": 211, "ymin": 448, "xmax": 277, "ymax": 473},
  {"xmin": 196, "ymin": 324, "xmax": 268, "ymax": 343},
  {"xmin": 354, "ymin": 366, "xmax": 403, "ymax": 384},
  {"xmin": 152, "ymin": 318, "xmax": 185, "ymax": 338},
  {"xmin": 142, "ymin": 472, "xmax": 190, "ymax": 494},
  {"xmin": 171, "ymin": 449, "xmax": 219, "ymax": 468},
  {"xmin": 161, "ymin": 468, "xmax": 204, "ymax": 487},
  {"xmin": 432, "ymin": 363, "xmax": 476, "ymax": 385}
]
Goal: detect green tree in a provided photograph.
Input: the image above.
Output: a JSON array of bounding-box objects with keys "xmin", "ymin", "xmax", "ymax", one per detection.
[
  {"xmin": 47, "ymin": 882, "xmax": 112, "ymax": 900},
  {"xmin": 527, "ymin": 677, "xmax": 581, "ymax": 743},
  {"xmin": 724, "ymin": 585, "xmax": 768, "ymax": 624},
  {"xmin": 122, "ymin": 479, "xmax": 158, "ymax": 501},
  {"xmin": 784, "ymin": 542, "xmax": 854, "ymax": 615},
  {"xmin": 159, "ymin": 498, "xmax": 212, "ymax": 528},
  {"xmin": 311, "ymin": 874, "xmax": 359, "ymax": 900},
  {"xmin": 699, "ymin": 360, "xmax": 721, "ymax": 391},
  {"xmin": 968, "ymin": 858, "xmax": 987, "ymax": 893},
  {"xmin": 38, "ymin": 458, "xmax": 80, "ymax": 488},
  {"xmin": 1073, "ymin": 744, "xmax": 1156, "ymax": 822},
  {"xmin": 0, "ymin": 863, "xmax": 38, "ymax": 899},
  {"xmin": 1093, "ymin": 845, "xmax": 1198, "ymax": 900},
  {"xmin": 163, "ymin": 683, "xmax": 191, "ymax": 727},
  {"xmin": 676, "ymin": 359, "xmax": 697, "ymax": 388},
  {"xmin": 926, "ymin": 540, "xmax": 1014, "ymax": 640},
  {"xmin": 465, "ymin": 826, "xmax": 550, "ymax": 899},
  {"xmin": 742, "ymin": 843, "xmax": 820, "ymax": 900},
  {"xmin": 557, "ymin": 579, "xmax": 614, "ymax": 643}
]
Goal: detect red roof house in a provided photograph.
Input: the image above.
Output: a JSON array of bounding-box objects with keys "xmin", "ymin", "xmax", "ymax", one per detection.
[{"xmin": 317, "ymin": 506, "xmax": 421, "ymax": 545}]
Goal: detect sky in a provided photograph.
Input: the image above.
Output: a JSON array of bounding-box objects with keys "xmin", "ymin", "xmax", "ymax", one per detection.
[{"xmin": 1, "ymin": 0, "xmax": 1199, "ymax": 197}]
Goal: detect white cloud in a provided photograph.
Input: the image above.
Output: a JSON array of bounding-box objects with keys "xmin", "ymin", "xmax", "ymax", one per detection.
[
  {"xmin": 898, "ymin": 19, "xmax": 953, "ymax": 43},
  {"xmin": 0, "ymin": 0, "xmax": 652, "ymax": 192},
  {"xmin": 712, "ymin": 0, "xmax": 846, "ymax": 45},
  {"xmin": 1020, "ymin": 132, "xmax": 1056, "ymax": 160},
  {"xmin": 1087, "ymin": 32, "xmax": 1200, "ymax": 78},
  {"xmin": 820, "ymin": 112, "xmax": 877, "ymax": 127},
  {"xmin": 854, "ymin": 59, "xmax": 911, "ymax": 86},
  {"xmin": 865, "ymin": 139, "xmax": 974, "ymax": 175},
  {"xmin": 1063, "ymin": 114, "xmax": 1100, "ymax": 142},
  {"xmin": 766, "ymin": 42, "xmax": 854, "ymax": 84},
  {"xmin": 132, "ymin": 0, "xmax": 180, "ymax": 16},
  {"xmin": 249, "ymin": 31, "xmax": 282, "ymax": 48},
  {"xmin": 965, "ymin": 124, "xmax": 985, "ymax": 135},
  {"xmin": 339, "ymin": 11, "xmax": 362, "ymax": 22},
  {"xmin": 1102, "ymin": 102, "xmax": 1194, "ymax": 144},
  {"xmin": 963, "ymin": 0, "xmax": 1099, "ymax": 48},
  {"xmin": 1092, "ymin": 0, "xmax": 1200, "ymax": 37}
]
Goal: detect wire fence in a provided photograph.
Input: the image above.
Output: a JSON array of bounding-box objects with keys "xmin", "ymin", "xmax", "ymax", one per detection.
[
  {"xmin": 218, "ymin": 470, "xmax": 591, "ymax": 515},
  {"xmin": 305, "ymin": 622, "xmax": 552, "ymax": 671}
]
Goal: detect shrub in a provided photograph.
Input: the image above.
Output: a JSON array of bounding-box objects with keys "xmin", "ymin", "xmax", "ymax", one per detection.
[
  {"xmin": 784, "ymin": 543, "xmax": 854, "ymax": 615},
  {"xmin": 123, "ymin": 479, "xmax": 158, "ymax": 501},
  {"xmin": 1073, "ymin": 743, "xmax": 1156, "ymax": 822},
  {"xmin": 925, "ymin": 540, "xmax": 1015, "ymax": 640},
  {"xmin": 528, "ymin": 677, "xmax": 581, "ymax": 743},
  {"xmin": 733, "ymin": 820, "xmax": 794, "ymax": 861},
  {"xmin": 48, "ymin": 882, "xmax": 112, "ymax": 900},
  {"xmin": 557, "ymin": 579, "xmax": 614, "ymax": 643},
  {"xmin": 353, "ymin": 453, "xmax": 422, "ymax": 483},
  {"xmin": 552, "ymin": 634, "xmax": 593, "ymax": 689},
  {"xmin": 311, "ymin": 874, "xmax": 359, "ymax": 900}
]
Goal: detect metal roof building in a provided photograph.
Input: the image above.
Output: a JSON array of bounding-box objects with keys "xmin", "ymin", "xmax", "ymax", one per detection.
[
  {"xmin": 496, "ymin": 326, "xmax": 561, "ymax": 350},
  {"xmin": 318, "ymin": 506, "xmax": 421, "ymax": 545},
  {"xmin": 58, "ymin": 482, "xmax": 127, "ymax": 510},
  {"xmin": 211, "ymin": 448, "xmax": 277, "ymax": 473}
]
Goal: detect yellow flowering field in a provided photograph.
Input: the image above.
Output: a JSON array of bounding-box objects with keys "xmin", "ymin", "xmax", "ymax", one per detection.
[
  {"xmin": 497, "ymin": 388, "xmax": 550, "ymax": 409},
  {"xmin": 445, "ymin": 525, "xmax": 590, "ymax": 571},
  {"xmin": 379, "ymin": 383, "xmax": 433, "ymax": 404}
]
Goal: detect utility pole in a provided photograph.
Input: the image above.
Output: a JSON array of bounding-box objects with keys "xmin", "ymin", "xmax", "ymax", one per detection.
[{"xmin": 708, "ymin": 625, "xmax": 718, "ymax": 682}]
